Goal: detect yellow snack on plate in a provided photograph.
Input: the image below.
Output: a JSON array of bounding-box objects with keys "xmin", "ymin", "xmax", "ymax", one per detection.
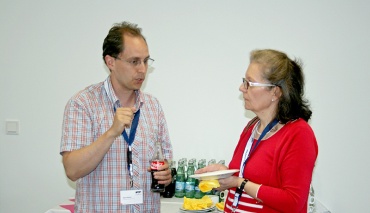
[
  {"xmin": 199, "ymin": 179, "xmax": 220, "ymax": 192},
  {"xmin": 216, "ymin": 201, "xmax": 225, "ymax": 211},
  {"xmin": 182, "ymin": 195, "xmax": 213, "ymax": 210}
]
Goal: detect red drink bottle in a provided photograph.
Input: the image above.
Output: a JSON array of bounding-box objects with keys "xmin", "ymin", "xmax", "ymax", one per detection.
[{"xmin": 151, "ymin": 141, "xmax": 165, "ymax": 192}]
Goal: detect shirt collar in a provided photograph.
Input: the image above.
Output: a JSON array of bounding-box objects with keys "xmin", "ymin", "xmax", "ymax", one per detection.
[{"xmin": 104, "ymin": 76, "xmax": 143, "ymax": 111}]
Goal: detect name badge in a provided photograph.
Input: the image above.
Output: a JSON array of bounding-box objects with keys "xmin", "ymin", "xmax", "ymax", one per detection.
[{"xmin": 120, "ymin": 189, "xmax": 143, "ymax": 205}]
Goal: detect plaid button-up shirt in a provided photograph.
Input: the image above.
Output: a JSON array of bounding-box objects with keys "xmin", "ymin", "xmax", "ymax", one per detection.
[{"xmin": 60, "ymin": 76, "xmax": 173, "ymax": 213}]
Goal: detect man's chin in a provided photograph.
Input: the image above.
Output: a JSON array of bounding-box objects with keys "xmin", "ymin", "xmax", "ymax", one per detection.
[{"xmin": 133, "ymin": 85, "xmax": 142, "ymax": 90}]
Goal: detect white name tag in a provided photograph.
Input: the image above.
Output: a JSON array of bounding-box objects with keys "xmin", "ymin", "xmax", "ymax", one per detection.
[{"xmin": 120, "ymin": 189, "xmax": 143, "ymax": 205}]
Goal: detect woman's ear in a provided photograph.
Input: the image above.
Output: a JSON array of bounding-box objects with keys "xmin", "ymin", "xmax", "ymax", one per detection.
[{"xmin": 273, "ymin": 86, "xmax": 283, "ymax": 100}]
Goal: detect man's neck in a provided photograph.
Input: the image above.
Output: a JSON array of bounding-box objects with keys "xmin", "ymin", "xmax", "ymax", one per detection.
[
  {"xmin": 110, "ymin": 76, "xmax": 137, "ymax": 107},
  {"xmin": 118, "ymin": 90, "xmax": 136, "ymax": 107}
]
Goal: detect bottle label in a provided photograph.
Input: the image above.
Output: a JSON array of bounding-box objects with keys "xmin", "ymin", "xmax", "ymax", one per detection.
[
  {"xmin": 151, "ymin": 160, "xmax": 165, "ymax": 170},
  {"xmin": 175, "ymin": 181, "xmax": 185, "ymax": 190},
  {"xmin": 185, "ymin": 182, "xmax": 195, "ymax": 191}
]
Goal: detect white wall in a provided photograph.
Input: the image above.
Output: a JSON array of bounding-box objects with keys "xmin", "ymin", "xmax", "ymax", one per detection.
[{"xmin": 1, "ymin": 1, "xmax": 369, "ymax": 212}]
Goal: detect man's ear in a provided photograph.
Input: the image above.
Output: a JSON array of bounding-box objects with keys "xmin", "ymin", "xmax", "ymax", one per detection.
[{"xmin": 105, "ymin": 55, "xmax": 115, "ymax": 71}]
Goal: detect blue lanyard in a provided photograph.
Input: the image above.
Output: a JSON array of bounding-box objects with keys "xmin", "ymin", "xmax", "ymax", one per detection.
[
  {"xmin": 114, "ymin": 107, "xmax": 141, "ymax": 187},
  {"xmin": 241, "ymin": 118, "xmax": 278, "ymax": 173},
  {"xmin": 113, "ymin": 107, "xmax": 141, "ymax": 145},
  {"xmin": 121, "ymin": 109, "xmax": 141, "ymax": 146},
  {"xmin": 232, "ymin": 118, "xmax": 279, "ymax": 212}
]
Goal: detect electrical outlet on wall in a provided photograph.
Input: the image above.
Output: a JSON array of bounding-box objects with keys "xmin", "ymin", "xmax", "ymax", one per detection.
[{"xmin": 5, "ymin": 120, "xmax": 19, "ymax": 135}]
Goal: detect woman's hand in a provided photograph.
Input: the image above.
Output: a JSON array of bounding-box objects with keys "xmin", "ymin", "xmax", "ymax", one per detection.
[
  {"xmin": 194, "ymin": 163, "xmax": 228, "ymax": 174},
  {"xmin": 216, "ymin": 176, "xmax": 242, "ymax": 191},
  {"xmin": 195, "ymin": 164, "xmax": 241, "ymax": 191}
]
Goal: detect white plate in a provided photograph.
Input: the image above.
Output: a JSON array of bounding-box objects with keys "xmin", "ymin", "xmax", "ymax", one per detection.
[
  {"xmin": 180, "ymin": 204, "xmax": 215, "ymax": 212},
  {"xmin": 189, "ymin": 169, "xmax": 239, "ymax": 180},
  {"xmin": 215, "ymin": 207, "xmax": 224, "ymax": 212}
]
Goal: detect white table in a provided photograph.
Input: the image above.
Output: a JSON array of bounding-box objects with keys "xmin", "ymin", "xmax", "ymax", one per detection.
[
  {"xmin": 44, "ymin": 197, "xmax": 187, "ymax": 213},
  {"xmin": 45, "ymin": 196, "xmax": 331, "ymax": 213}
]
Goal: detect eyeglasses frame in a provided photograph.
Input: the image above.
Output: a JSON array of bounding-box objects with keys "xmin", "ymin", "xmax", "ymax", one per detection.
[
  {"xmin": 115, "ymin": 57, "xmax": 154, "ymax": 67},
  {"xmin": 242, "ymin": 78, "xmax": 276, "ymax": 90}
]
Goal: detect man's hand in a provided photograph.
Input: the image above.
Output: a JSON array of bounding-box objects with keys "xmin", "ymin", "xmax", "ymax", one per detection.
[
  {"xmin": 148, "ymin": 160, "xmax": 172, "ymax": 186},
  {"xmin": 108, "ymin": 107, "xmax": 136, "ymax": 138}
]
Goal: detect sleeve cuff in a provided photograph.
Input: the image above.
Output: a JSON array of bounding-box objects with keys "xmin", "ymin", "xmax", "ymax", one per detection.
[{"xmin": 255, "ymin": 184, "xmax": 262, "ymax": 198}]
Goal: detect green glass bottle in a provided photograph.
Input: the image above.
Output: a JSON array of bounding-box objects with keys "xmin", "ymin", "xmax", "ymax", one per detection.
[
  {"xmin": 175, "ymin": 160, "xmax": 185, "ymax": 198},
  {"xmin": 194, "ymin": 159, "xmax": 206, "ymax": 199},
  {"xmin": 185, "ymin": 160, "xmax": 196, "ymax": 198}
]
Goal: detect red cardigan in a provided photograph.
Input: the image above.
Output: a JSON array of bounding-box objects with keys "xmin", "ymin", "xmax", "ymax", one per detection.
[{"xmin": 225, "ymin": 118, "xmax": 318, "ymax": 213}]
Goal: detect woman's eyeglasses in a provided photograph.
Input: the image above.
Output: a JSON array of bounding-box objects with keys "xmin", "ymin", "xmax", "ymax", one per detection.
[{"xmin": 242, "ymin": 78, "xmax": 276, "ymax": 90}]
